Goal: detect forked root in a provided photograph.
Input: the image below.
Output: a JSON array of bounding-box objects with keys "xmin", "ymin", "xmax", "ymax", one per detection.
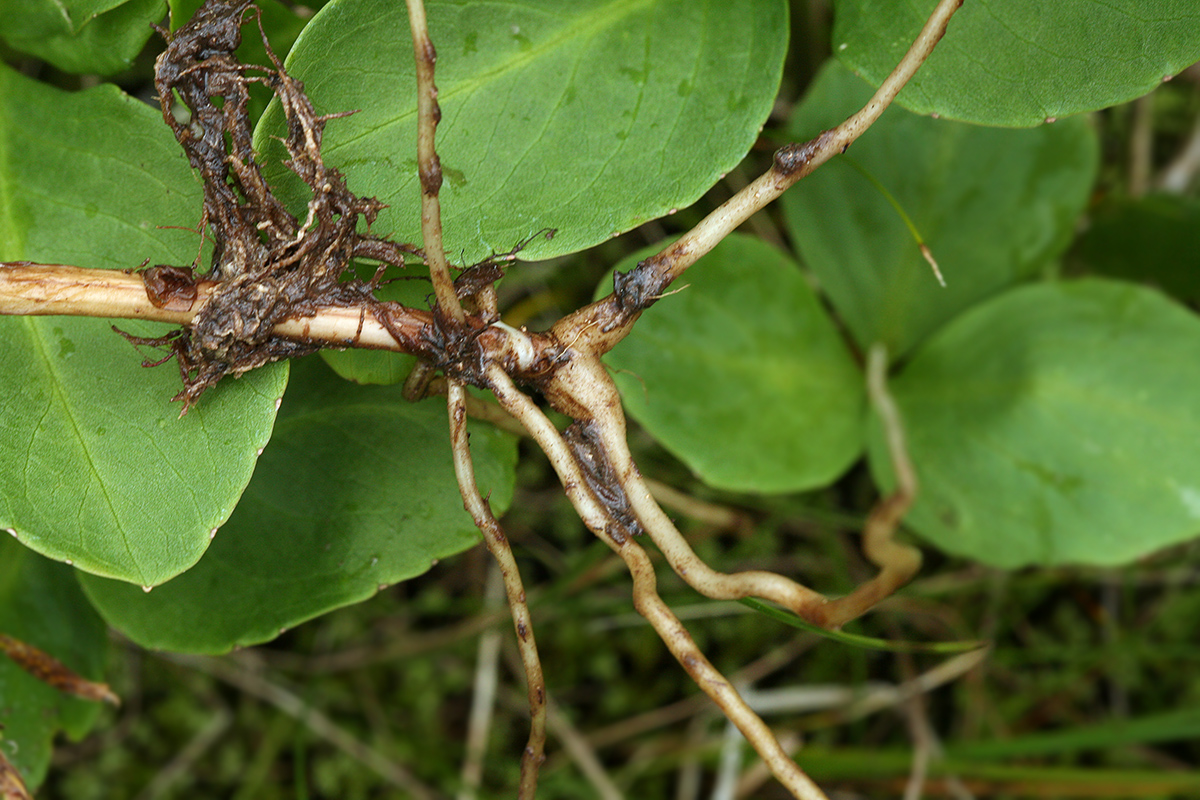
[
  {"xmin": 540, "ymin": 348, "xmax": 922, "ymax": 631},
  {"xmin": 485, "ymin": 365, "xmax": 831, "ymax": 799}
]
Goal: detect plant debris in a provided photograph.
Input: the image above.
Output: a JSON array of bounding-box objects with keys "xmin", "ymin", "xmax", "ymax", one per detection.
[
  {"xmin": 0, "ymin": 633, "xmax": 119, "ymax": 706},
  {"xmin": 144, "ymin": 0, "xmax": 421, "ymax": 410}
]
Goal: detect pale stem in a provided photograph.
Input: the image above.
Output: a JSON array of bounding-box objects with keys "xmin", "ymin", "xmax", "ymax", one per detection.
[
  {"xmin": 556, "ymin": 0, "xmax": 965, "ymax": 352},
  {"xmin": 641, "ymin": 478, "xmax": 752, "ymax": 535},
  {"xmin": 815, "ymin": 343, "xmax": 923, "ymax": 628},
  {"xmin": 659, "ymin": 0, "xmax": 964, "ymax": 285},
  {"xmin": 1129, "ymin": 93, "xmax": 1154, "ymax": 197},
  {"xmin": 0, "ymin": 263, "xmax": 431, "ymax": 351},
  {"xmin": 0, "ymin": 264, "xmax": 195, "ymax": 324},
  {"xmin": 447, "ymin": 380, "xmax": 547, "ymax": 799},
  {"xmin": 404, "ymin": 0, "xmax": 463, "ymax": 323},
  {"xmin": 543, "ymin": 351, "xmax": 834, "ymax": 623},
  {"xmin": 617, "ymin": 534, "xmax": 829, "ymax": 800}
]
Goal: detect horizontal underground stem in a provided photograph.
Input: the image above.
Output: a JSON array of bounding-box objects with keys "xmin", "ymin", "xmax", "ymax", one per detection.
[{"xmin": 0, "ymin": 262, "xmax": 431, "ymax": 351}]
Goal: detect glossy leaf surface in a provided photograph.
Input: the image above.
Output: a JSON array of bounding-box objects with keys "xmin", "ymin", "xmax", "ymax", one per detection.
[
  {"xmin": 0, "ymin": 538, "xmax": 107, "ymax": 790},
  {"xmin": 833, "ymin": 0, "xmax": 1200, "ymax": 127},
  {"xmin": 602, "ymin": 234, "xmax": 864, "ymax": 493},
  {"xmin": 0, "ymin": 65, "xmax": 287, "ymax": 586},
  {"xmin": 79, "ymin": 358, "xmax": 517, "ymax": 654},
  {"xmin": 0, "ymin": 0, "xmax": 164, "ymax": 75},
  {"xmin": 868, "ymin": 280, "xmax": 1200, "ymax": 567},
  {"xmin": 255, "ymin": 0, "xmax": 789, "ymax": 264},
  {"xmin": 782, "ymin": 62, "xmax": 1097, "ymax": 359}
]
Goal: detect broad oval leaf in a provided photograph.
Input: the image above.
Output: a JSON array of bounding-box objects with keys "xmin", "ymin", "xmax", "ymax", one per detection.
[
  {"xmin": 782, "ymin": 61, "xmax": 1097, "ymax": 359},
  {"xmin": 79, "ymin": 357, "xmax": 517, "ymax": 654},
  {"xmin": 601, "ymin": 233, "xmax": 864, "ymax": 493},
  {"xmin": 833, "ymin": 0, "xmax": 1200, "ymax": 127},
  {"xmin": 0, "ymin": 538, "xmax": 108, "ymax": 790},
  {"xmin": 0, "ymin": 0, "xmax": 165, "ymax": 75},
  {"xmin": 868, "ymin": 279, "xmax": 1200, "ymax": 568},
  {"xmin": 0, "ymin": 65, "xmax": 287, "ymax": 586},
  {"xmin": 254, "ymin": 0, "xmax": 788, "ymax": 264}
]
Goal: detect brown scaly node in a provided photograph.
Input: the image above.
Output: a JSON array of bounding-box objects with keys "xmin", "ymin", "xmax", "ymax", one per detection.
[
  {"xmin": 561, "ymin": 420, "xmax": 642, "ymax": 544},
  {"xmin": 136, "ymin": 0, "xmax": 422, "ymax": 411}
]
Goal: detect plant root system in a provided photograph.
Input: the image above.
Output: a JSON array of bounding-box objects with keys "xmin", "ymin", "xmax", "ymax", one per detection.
[
  {"xmin": 0, "ymin": 0, "xmax": 969, "ymax": 795},
  {"xmin": 148, "ymin": 0, "xmax": 420, "ymax": 410}
]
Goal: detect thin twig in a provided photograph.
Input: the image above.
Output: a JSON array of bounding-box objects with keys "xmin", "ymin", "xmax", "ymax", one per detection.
[
  {"xmin": 833, "ymin": 647, "xmax": 988, "ymax": 723},
  {"xmin": 134, "ymin": 706, "xmax": 232, "ymax": 800},
  {"xmin": 544, "ymin": 694, "xmax": 625, "ymax": 800},
  {"xmin": 587, "ymin": 638, "xmax": 814, "ymax": 751},
  {"xmin": 448, "ymin": 380, "xmax": 547, "ymax": 799},
  {"xmin": 816, "ymin": 343, "xmax": 923, "ymax": 628},
  {"xmin": 553, "ymin": 0, "xmax": 966, "ymax": 355},
  {"xmin": 642, "ymin": 479, "xmax": 754, "ymax": 535},
  {"xmin": 405, "ymin": 0, "xmax": 463, "ymax": 323},
  {"xmin": 674, "ymin": 715, "xmax": 709, "ymax": 800},
  {"xmin": 895, "ymin": 646, "xmax": 932, "ymax": 800},
  {"xmin": 163, "ymin": 653, "xmax": 439, "ymax": 800},
  {"xmin": 1129, "ymin": 94, "xmax": 1154, "ymax": 197},
  {"xmin": 713, "ymin": 720, "xmax": 746, "ymax": 800},
  {"xmin": 1159, "ymin": 106, "xmax": 1200, "ymax": 192},
  {"xmin": 457, "ymin": 564, "xmax": 506, "ymax": 800}
]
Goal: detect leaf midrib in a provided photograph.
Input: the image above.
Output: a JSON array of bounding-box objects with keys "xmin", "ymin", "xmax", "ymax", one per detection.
[{"xmin": 322, "ymin": 0, "xmax": 657, "ymax": 152}]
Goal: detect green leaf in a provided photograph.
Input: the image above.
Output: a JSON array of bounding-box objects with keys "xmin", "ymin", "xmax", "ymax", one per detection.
[
  {"xmin": 0, "ymin": 0, "xmax": 165, "ymax": 76},
  {"xmin": 739, "ymin": 598, "xmax": 985, "ymax": 654},
  {"xmin": 79, "ymin": 357, "xmax": 518, "ymax": 654},
  {"xmin": 0, "ymin": 64, "xmax": 287, "ymax": 586},
  {"xmin": 868, "ymin": 279, "xmax": 1200, "ymax": 568},
  {"xmin": 832, "ymin": 0, "xmax": 1200, "ymax": 127},
  {"xmin": 782, "ymin": 61, "xmax": 1097, "ymax": 359},
  {"xmin": 601, "ymin": 233, "xmax": 864, "ymax": 493},
  {"xmin": 0, "ymin": 538, "xmax": 108, "ymax": 790},
  {"xmin": 1072, "ymin": 194, "xmax": 1200, "ymax": 305},
  {"xmin": 253, "ymin": 0, "xmax": 788, "ymax": 264}
]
